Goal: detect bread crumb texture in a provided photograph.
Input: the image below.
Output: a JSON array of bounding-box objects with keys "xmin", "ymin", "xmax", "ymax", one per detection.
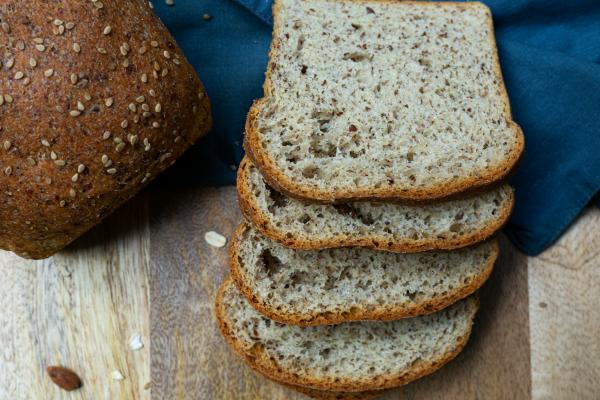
[
  {"xmin": 0, "ymin": 0, "xmax": 211, "ymax": 258},
  {"xmin": 247, "ymin": 0, "xmax": 523, "ymax": 201}
]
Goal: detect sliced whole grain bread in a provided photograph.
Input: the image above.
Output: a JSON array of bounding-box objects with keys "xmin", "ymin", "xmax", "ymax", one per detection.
[
  {"xmin": 230, "ymin": 223, "xmax": 496, "ymax": 326},
  {"xmin": 245, "ymin": 0, "xmax": 524, "ymax": 203},
  {"xmin": 216, "ymin": 277, "xmax": 478, "ymax": 392},
  {"xmin": 238, "ymin": 158, "xmax": 513, "ymax": 252}
]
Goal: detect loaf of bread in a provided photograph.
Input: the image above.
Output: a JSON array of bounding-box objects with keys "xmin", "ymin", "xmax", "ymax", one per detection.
[
  {"xmin": 230, "ymin": 223, "xmax": 496, "ymax": 326},
  {"xmin": 216, "ymin": 277, "xmax": 478, "ymax": 393},
  {"xmin": 0, "ymin": 0, "xmax": 211, "ymax": 258},
  {"xmin": 238, "ymin": 158, "xmax": 513, "ymax": 252},
  {"xmin": 245, "ymin": 0, "xmax": 523, "ymax": 203}
]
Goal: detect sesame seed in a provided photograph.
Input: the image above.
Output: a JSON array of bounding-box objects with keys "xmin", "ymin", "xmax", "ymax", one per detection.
[
  {"xmin": 97, "ymin": 47, "xmax": 107, "ymax": 54},
  {"xmin": 94, "ymin": 1, "xmax": 104, "ymax": 9},
  {"xmin": 141, "ymin": 103, "xmax": 150, "ymax": 112},
  {"xmin": 142, "ymin": 111, "xmax": 151, "ymax": 118},
  {"xmin": 59, "ymin": 200, "xmax": 66, "ymax": 207},
  {"xmin": 140, "ymin": 73, "xmax": 148, "ymax": 83},
  {"xmin": 35, "ymin": 44, "xmax": 46, "ymax": 52},
  {"xmin": 160, "ymin": 152, "xmax": 172, "ymax": 162},
  {"xmin": 101, "ymin": 155, "xmax": 109, "ymax": 164},
  {"xmin": 163, "ymin": 50, "xmax": 171, "ymax": 59},
  {"xmin": 149, "ymin": 89, "xmax": 156, "ymax": 97},
  {"xmin": 73, "ymin": 43, "xmax": 81, "ymax": 53},
  {"xmin": 115, "ymin": 143, "xmax": 126, "ymax": 152},
  {"xmin": 3, "ymin": 140, "xmax": 11, "ymax": 150},
  {"xmin": 155, "ymin": 103, "xmax": 162, "ymax": 113},
  {"xmin": 84, "ymin": 92, "xmax": 92, "ymax": 101},
  {"xmin": 129, "ymin": 134, "xmax": 138, "ymax": 145},
  {"xmin": 128, "ymin": 103, "xmax": 136, "ymax": 112},
  {"xmin": 16, "ymin": 41, "xmax": 25, "ymax": 50},
  {"xmin": 105, "ymin": 98, "xmax": 114, "ymax": 107},
  {"xmin": 0, "ymin": 95, "xmax": 4, "ymax": 106},
  {"xmin": 33, "ymin": 38, "xmax": 43, "ymax": 44},
  {"xmin": 77, "ymin": 101, "xmax": 85, "ymax": 111},
  {"xmin": 29, "ymin": 57, "xmax": 37, "ymax": 67},
  {"xmin": 139, "ymin": 46, "xmax": 147, "ymax": 54},
  {"xmin": 6, "ymin": 59, "xmax": 14, "ymax": 69},
  {"xmin": 4, "ymin": 94, "xmax": 13, "ymax": 103},
  {"xmin": 69, "ymin": 188, "xmax": 76, "ymax": 197},
  {"xmin": 55, "ymin": 105, "xmax": 64, "ymax": 113},
  {"xmin": 22, "ymin": 77, "xmax": 31, "ymax": 86},
  {"xmin": 70, "ymin": 73, "xmax": 78, "ymax": 85},
  {"xmin": 152, "ymin": 70, "xmax": 159, "ymax": 80},
  {"xmin": 166, "ymin": 0, "xmax": 174, "ymax": 6},
  {"xmin": 66, "ymin": 22, "xmax": 75, "ymax": 30},
  {"xmin": 1, "ymin": 22, "xmax": 10, "ymax": 33},
  {"xmin": 152, "ymin": 122, "xmax": 160, "ymax": 128},
  {"xmin": 103, "ymin": 25, "xmax": 112, "ymax": 35},
  {"xmin": 71, "ymin": 173, "xmax": 79, "ymax": 182},
  {"xmin": 203, "ymin": 13, "xmax": 212, "ymax": 21},
  {"xmin": 4, "ymin": 166, "xmax": 12, "ymax": 176},
  {"xmin": 105, "ymin": 159, "xmax": 113, "ymax": 167},
  {"xmin": 161, "ymin": 68, "xmax": 168, "ymax": 77},
  {"xmin": 50, "ymin": 151, "xmax": 57, "ymax": 160},
  {"xmin": 41, "ymin": 139, "xmax": 50, "ymax": 147},
  {"xmin": 121, "ymin": 120, "xmax": 128, "ymax": 129},
  {"xmin": 53, "ymin": 19, "xmax": 64, "ymax": 26},
  {"xmin": 153, "ymin": 61, "xmax": 161, "ymax": 71},
  {"xmin": 45, "ymin": 177, "xmax": 52, "ymax": 185},
  {"xmin": 136, "ymin": 96, "xmax": 145, "ymax": 103},
  {"xmin": 102, "ymin": 131, "xmax": 111, "ymax": 140},
  {"xmin": 173, "ymin": 58, "xmax": 181, "ymax": 65},
  {"xmin": 44, "ymin": 69, "xmax": 54, "ymax": 77},
  {"xmin": 55, "ymin": 160, "xmax": 66, "ymax": 167},
  {"xmin": 57, "ymin": 25, "xmax": 65, "ymax": 35},
  {"xmin": 150, "ymin": 40, "xmax": 159, "ymax": 47},
  {"xmin": 107, "ymin": 168, "xmax": 117, "ymax": 175},
  {"xmin": 26, "ymin": 157, "xmax": 36, "ymax": 166},
  {"xmin": 14, "ymin": 71, "xmax": 24, "ymax": 80},
  {"xmin": 70, "ymin": 110, "xmax": 81, "ymax": 117},
  {"xmin": 114, "ymin": 137, "xmax": 123, "ymax": 144},
  {"xmin": 77, "ymin": 164, "xmax": 86, "ymax": 173}
]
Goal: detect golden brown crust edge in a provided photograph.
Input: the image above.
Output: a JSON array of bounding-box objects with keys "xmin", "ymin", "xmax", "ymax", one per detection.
[
  {"xmin": 229, "ymin": 222, "xmax": 496, "ymax": 327},
  {"xmin": 215, "ymin": 276, "xmax": 479, "ymax": 393},
  {"xmin": 244, "ymin": 1, "xmax": 524, "ymax": 204},
  {"xmin": 236, "ymin": 157, "xmax": 514, "ymax": 253},
  {"xmin": 284, "ymin": 381, "xmax": 385, "ymax": 400}
]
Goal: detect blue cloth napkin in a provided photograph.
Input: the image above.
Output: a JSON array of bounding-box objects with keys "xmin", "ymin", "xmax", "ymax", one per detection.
[{"xmin": 153, "ymin": 0, "xmax": 600, "ymax": 256}]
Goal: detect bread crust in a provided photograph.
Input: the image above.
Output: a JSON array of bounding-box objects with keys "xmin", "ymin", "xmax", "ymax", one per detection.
[
  {"xmin": 244, "ymin": 0, "xmax": 524, "ymax": 204},
  {"xmin": 0, "ymin": 0, "xmax": 211, "ymax": 259},
  {"xmin": 237, "ymin": 157, "xmax": 513, "ymax": 253},
  {"xmin": 284, "ymin": 382, "xmax": 385, "ymax": 399},
  {"xmin": 215, "ymin": 277, "xmax": 479, "ymax": 393},
  {"xmin": 229, "ymin": 222, "xmax": 496, "ymax": 327}
]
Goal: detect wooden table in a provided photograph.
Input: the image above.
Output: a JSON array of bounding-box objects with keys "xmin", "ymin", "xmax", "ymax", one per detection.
[{"xmin": 1, "ymin": 186, "xmax": 599, "ymax": 399}]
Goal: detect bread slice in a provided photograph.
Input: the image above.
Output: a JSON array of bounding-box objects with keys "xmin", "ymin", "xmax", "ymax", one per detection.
[
  {"xmin": 238, "ymin": 158, "xmax": 513, "ymax": 252},
  {"xmin": 230, "ymin": 223, "xmax": 496, "ymax": 326},
  {"xmin": 245, "ymin": 0, "xmax": 524, "ymax": 203},
  {"xmin": 215, "ymin": 277, "xmax": 478, "ymax": 392}
]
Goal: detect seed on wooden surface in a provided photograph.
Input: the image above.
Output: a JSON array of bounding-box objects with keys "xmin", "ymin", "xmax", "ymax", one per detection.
[
  {"xmin": 129, "ymin": 334, "xmax": 144, "ymax": 351},
  {"xmin": 204, "ymin": 231, "xmax": 226, "ymax": 248},
  {"xmin": 47, "ymin": 366, "xmax": 82, "ymax": 391},
  {"xmin": 111, "ymin": 370, "xmax": 124, "ymax": 381}
]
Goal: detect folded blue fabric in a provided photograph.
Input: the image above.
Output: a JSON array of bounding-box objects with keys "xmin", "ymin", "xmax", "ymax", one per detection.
[{"xmin": 153, "ymin": 0, "xmax": 600, "ymax": 256}]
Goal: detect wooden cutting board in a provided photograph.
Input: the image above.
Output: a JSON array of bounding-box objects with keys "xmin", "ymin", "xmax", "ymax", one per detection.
[{"xmin": 1, "ymin": 186, "xmax": 599, "ymax": 399}]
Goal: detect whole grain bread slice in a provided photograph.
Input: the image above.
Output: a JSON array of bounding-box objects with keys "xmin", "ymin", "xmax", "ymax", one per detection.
[
  {"xmin": 215, "ymin": 277, "xmax": 478, "ymax": 393},
  {"xmin": 245, "ymin": 0, "xmax": 524, "ymax": 203},
  {"xmin": 238, "ymin": 158, "xmax": 512, "ymax": 253},
  {"xmin": 230, "ymin": 223, "xmax": 496, "ymax": 326}
]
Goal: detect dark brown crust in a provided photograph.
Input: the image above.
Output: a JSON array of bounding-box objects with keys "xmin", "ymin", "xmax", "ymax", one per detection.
[
  {"xmin": 237, "ymin": 157, "xmax": 514, "ymax": 253},
  {"xmin": 244, "ymin": 1, "xmax": 525, "ymax": 204},
  {"xmin": 0, "ymin": 0, "xmax": 211, "ymax": 259},
  {"xmin": 284, "ymin": 382, "xmax": 385, "ymax": 400},
  {"xmin": 229, "ymin": 222, "xmax": 496, "ymax": 326},
  {"xmin": 215, "ymin": 277, "xmax": 479, "ymax": 393}
]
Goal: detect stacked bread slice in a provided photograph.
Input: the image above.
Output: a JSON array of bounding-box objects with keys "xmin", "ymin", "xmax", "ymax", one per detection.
[{"xmin": 216, "ymin": 1, "xmax": 523, "ymax": 399}]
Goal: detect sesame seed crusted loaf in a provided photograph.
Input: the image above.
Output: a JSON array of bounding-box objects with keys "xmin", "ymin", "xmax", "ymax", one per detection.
[
  {"xmin": 0, "ymin": 0, "xmax": 211, "ymax": 259},
  {"xmin": 238, "ymin": 158, "xmax": 513, "ymax": 253},
  {"xmin": 229, "ymin": 223, "xmax": 496, "ymax": 326},
  {"xmin": 245, "ymin": 0, "xmax": 524, "ymax": 203},
  {"xmin": 215, "ymin": 277, "xmax": 478, "ymax": 392}
]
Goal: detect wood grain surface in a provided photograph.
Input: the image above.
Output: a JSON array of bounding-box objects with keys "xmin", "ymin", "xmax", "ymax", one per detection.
[{"xmin": 0, "ymin": 186, "xmax": 598, "ymax": 399}]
